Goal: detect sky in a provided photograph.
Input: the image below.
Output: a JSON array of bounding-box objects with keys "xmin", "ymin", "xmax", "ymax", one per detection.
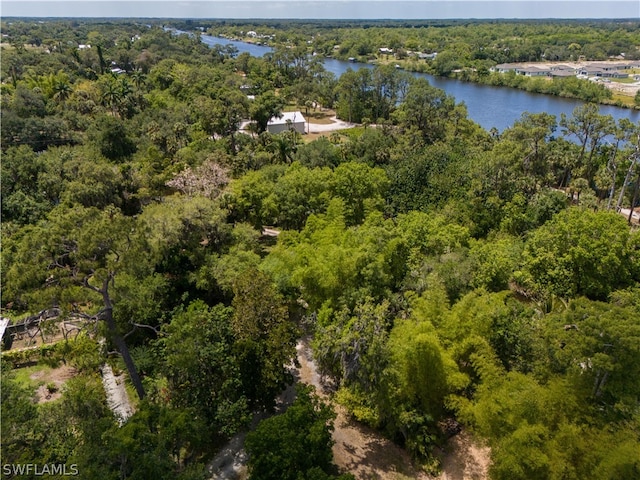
[{"xmin": 2, "ymin": 0, "xmax": 639, "ymax": 19}]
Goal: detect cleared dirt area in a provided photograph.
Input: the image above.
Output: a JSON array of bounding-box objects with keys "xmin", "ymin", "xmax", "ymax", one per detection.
[
  {"xmin": 208, "ymin": 339, "xmax": 490, "ymax": 480},
  {"xmin": 30, "ymin": 364, "xmax": 77, "ymax": 403},
  {"xmin": 296, "ymin": 340, "xmax": 490, "ymax": 480},
  {"xmin": 304, "ymin": 112, "xmax": 356, "ymax": 142},
  {"xmin": 437, "ymin": 432, "xmax": 490, "ymax": 480},
  {"xmin": 607, "ymin": 81, "xmax": 640, "ymax": 96}
]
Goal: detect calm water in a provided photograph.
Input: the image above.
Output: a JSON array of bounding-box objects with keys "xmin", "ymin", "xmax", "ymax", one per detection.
[{"xmin": 201, "ymin": 34, "xmax": 640, "ymax": 132}]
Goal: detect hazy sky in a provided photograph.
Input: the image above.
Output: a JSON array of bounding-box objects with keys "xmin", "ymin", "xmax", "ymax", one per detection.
[{"xmin": 2, "ymin": 0, "xmax": 638, "ymax": 19}]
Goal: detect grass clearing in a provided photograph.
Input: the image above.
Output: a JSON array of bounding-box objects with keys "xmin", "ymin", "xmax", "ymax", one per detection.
[
  {"xmin": 610, "ymin": 77, "xmax": 637, "ymax": 84},
  {"xmin": 609, "ymin": 91, "xmax": 636, "ymax": 107},
  {"xmin": 9, "ymin": 363, "xmax": 78, "ymax": 403},
  {"xmin": 303, "ymin": 132, "xmax": 331, "ymax": 143},
  {"xmin": 11, "ymin": 364, "xmax": 54, "ymax": 390},
  {"xmin": 284, "ymin": 105, "xmax": 338, "ymax": 124}
]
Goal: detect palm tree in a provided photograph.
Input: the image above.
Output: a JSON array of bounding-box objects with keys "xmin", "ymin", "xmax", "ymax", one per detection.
[
  {"xmin": 269, "ymin": 131, "xmax": 299, "ymax": 164},
  {"xmin": 130, "ymin": 69, "xmax": 146, "ymax": 90},
  {"xmin": 118, "ymin": 76, "xmax": 133, "ymax": 115},
  {"xmin": 52, "ymin": 78, "xmax": 73, "ymax": 103},
  {"xmin": 101, "ymin": 81, "xmax": 122, "ymax": 116}
]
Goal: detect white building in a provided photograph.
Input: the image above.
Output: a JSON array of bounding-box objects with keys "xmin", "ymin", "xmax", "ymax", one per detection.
[{"xmin": 267, "ymin": 111, "xmax": 306, "ymax": 134}]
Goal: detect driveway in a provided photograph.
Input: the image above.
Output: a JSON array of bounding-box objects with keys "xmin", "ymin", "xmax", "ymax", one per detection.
[{"xmin": 307, "ymin": 116, "xmax": 357, "ymax": 133}]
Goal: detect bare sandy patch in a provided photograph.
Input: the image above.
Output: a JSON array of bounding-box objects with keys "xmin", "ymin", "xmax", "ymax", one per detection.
[
  {"xmin": 436, "ymin": 431, "xmax": 490, "ymax": 480},
  {"xmin": 296, "ymin": 340, "xmax": 489, "ymax": 480},
  {"xmin": 31, "ymin": 364, "xmax": 77, "ymax": 403}
]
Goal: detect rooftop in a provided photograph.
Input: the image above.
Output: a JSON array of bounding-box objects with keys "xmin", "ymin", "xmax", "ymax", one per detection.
[{"xmin": 268, "ymin": 111, "xmax": 306, "ymax": 125}]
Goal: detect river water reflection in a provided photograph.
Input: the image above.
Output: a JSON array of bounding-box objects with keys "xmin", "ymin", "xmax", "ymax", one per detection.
[{"xmin": 201, "ymin": 34, "xmax": 640, "ymax": 132}]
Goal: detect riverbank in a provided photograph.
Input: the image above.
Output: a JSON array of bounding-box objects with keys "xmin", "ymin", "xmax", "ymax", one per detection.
[
  {"xmin": 372, "ymin": 57, "xmax": 640, "ymax": 109},
  {"xmin": 198, "ymin": 33, "xmax": 640, "ymax": 130}
]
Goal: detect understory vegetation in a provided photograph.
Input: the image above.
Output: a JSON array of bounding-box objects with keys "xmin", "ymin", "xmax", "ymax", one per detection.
[{"xmin": 2, "ymin": 18, "xmax": 640, "ymax": 480}]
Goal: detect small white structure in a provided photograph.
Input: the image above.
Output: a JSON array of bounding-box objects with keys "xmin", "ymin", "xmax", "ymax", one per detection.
[
  {"xmin": 0, "ymin": 317, "xmax": 10, "ymax": 343},
  {"xmin": 267, "ymin": 111, "xmax": 306, "ymax": 134}
]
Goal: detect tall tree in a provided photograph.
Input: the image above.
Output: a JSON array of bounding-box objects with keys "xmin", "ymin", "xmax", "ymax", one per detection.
[
  {"xmin": 517, "ymin": 208, "xmax": 638, "ymax": 300},
  {"xmin": 249, "ymin": 91, "xmax": 285, "ymax": 133},
  {"xmin": 393, "ymin": 78, "xmax": 456, "ymax": 144},
  {"xmin": 160, "ymin": 300, "xmax": 250, "ymax": 436},
  {"xmin": 231, "ymin": 269, "xmax": 298, "ymax": 410},
  {"xmin": 560, "ymin": 104, "xmax": 615, "ymax": 185},
  {"xmin": 3, "ymin": 206, "xmax": 149, "ymax": 399}
]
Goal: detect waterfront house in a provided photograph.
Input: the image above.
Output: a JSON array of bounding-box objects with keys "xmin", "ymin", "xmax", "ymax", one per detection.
[
  {"xmin": 515, "ymin": 66, "xmax": 551, "ymax": 77},
  {"xmin": 577, "ymin": 65, "xmax": 629, "ymax": 78},
  {"xmin": 490, "ymin": 63, "xmax": 519, "ymax": 73},
  {"xmin": 418, "ymin": 52, "xmax": 438, "ymax": 60},
  {"xmin": 550, "ymin": 70, "xmax": 576, "ymax": 77}
]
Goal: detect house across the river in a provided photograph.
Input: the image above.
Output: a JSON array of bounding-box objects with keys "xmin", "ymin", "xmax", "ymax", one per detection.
[{"xmin": 515, "ymin": 66, "xmax": 551, "ymax": 77}]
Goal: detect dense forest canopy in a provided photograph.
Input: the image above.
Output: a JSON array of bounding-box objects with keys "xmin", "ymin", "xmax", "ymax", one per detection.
[{"xmin": 1, "ymin": 18, "xmax": 639, "ymax": 480}]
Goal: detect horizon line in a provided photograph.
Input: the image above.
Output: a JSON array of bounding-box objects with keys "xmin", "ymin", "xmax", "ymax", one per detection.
[{"xmin": 3, "ymin": 1, "xmax": 638, "ymax": 20}]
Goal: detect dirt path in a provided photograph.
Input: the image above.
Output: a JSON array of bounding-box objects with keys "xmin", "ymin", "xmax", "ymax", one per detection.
[
  {"xmin": 296, "ymin": 339, "xmax": 430, "ymax": 479},
  {"xmin": 437, "ymin": 432, "xmax": 491, "ymax": 480},
  {"xmin": 101, "ymin": 363, "xmax": 134, "ymax": 425},
  {"xmin": 207, "ymin": 338, "xmax": 490, "ymax": 480},
  {"xmin": 207, "ymin": 433, "xmax": 249, "ymax": 480},
  {"xmin": 297, "ymin": 339, "xmax": 490, "ymax": 480}
]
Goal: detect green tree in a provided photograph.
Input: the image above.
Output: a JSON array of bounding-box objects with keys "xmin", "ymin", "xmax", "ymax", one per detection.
[
  {"xmin": 250, "ymin": 91, "xmax": 286, "ymax": 133},
  {"xmin": 501, "ymin": 112, "xmax": 557, "ymax": 192},
  {"xmin": 232, "ymin": 269, "xmax": 298, "ymax": 410},
  {"xmin": 517, "ymin": 208, "xmax": 638, "ymax": 300},
  {"xmin": 469, "ymin": 235, "xmax": 523, "ymax": 292},
  {"xmin": 330, "ymin": 162, "xmax": 389, "ymax": 225},
  {"xmin": 294, "ymin": 136, "xmax": 341, "ymax": 168},
  {"xmin": 89, "ymin": 115, "xmax": 137, "ymax": 161},
  {"xmin": 538, "ymin": 298, "xmax": 640, "ymax": 415},
  {"xmin": 313, "ymin": 298, "xmax": 391, "ymax": 390},
  {"xmin": 3, "ymin": 206, "xmax": 149, "ymax": 398},
  {"xmin": 270, "ymin": 163, "xmax": 332, "ymax": 230},
  {"xmin": 559, "ymin": 104, "xmax": 615, "ymax": 185},
  {"xmin": 160, "ymin": 300, "xmax": 250, "ymax": 436},
  {"xmin": 381, "ymin": 301, "xmax": 467, "ymax": 459},
  {"xmin": 245, "ymin": 384, "xmax": 349, "ymax": 480},
  {"xmin": 335, "ymin": 68, "xmax": 364, "ymax": 123},
  {"xmin": 392, "ymin": 78, "xmax": 456, "ymax": 144}
]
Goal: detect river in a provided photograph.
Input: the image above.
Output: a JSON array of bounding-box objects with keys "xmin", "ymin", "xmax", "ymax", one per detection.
[{"xmin": 200, "ymin": 34, "xmax": 640, "ymax": 132}]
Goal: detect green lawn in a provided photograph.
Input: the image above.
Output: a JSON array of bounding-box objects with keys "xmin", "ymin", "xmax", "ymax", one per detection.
[
  {"xmin": 609, "ymin": 77, "xmax": 637, "ymax": 84},
  {"xmin": 10, "ymin": 364, "xmax": 53, "ymax": 390}
]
